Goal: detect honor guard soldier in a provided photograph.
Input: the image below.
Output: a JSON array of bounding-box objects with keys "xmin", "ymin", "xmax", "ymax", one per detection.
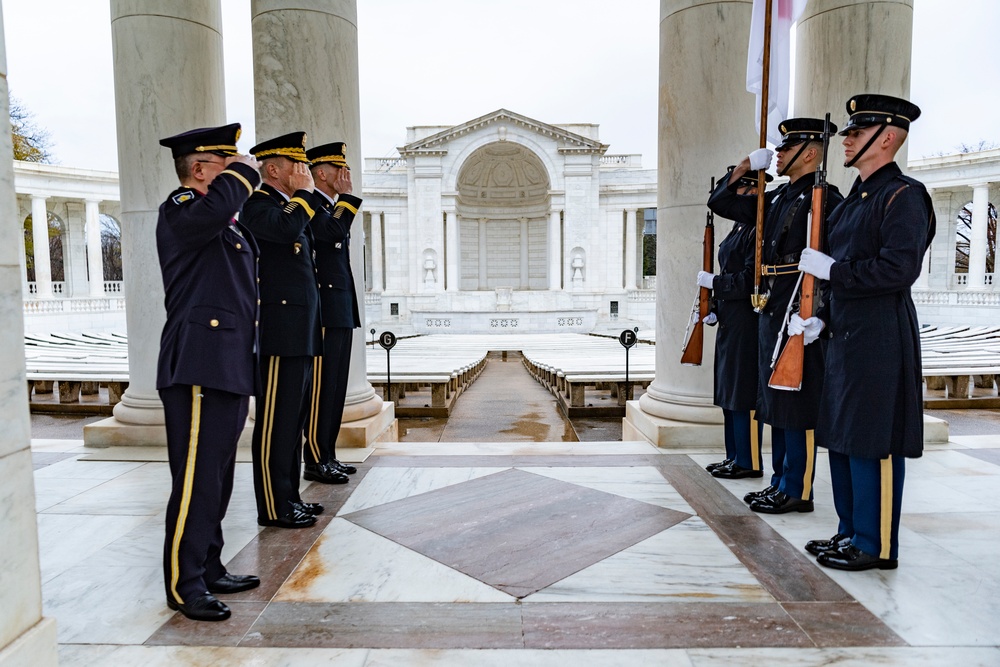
[
  {"xmin": 242, "ymin": 132, "xmax": 325, "ymax": 528},
  {"xmin": 156, "ymin": 123, "xmax": 262, "ymax": 621},
  {"xmin": 709, "ymin": 119, "xmax": 844, "ymax": 513},
  {"xmin": 700, "ymin": 169, "xmax": 773, "ymax": 480},
  {"xmin": 796, "ymin": 94, "xmax": 934, "ymax": 570},
  {"xmin": 301, "ymin": 142, "xmax": 363, "ymax": 484}
]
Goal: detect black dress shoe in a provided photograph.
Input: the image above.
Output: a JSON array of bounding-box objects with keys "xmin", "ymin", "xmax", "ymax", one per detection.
[
  {"xmin": 750, "ymin": 490, "xmax": 814, "ymax": 514},
  {"xmin": 712, "ymin": 462, "xmax": 764, "ymax": 479},
  {"xmin": 805, "ymin": 533, "xmax": 852, "ymax": 556},
  {"xmin": 167, "ymin": 593, "xmax": 231, "ymax": 621},
  {"xmin": 303, "ymin": 462, "xmax": 349, "ymax": 485},
  {"xmin": 706, "ymin": 458, "xmax": 733, "ymax": 473},
  {"xmin": 257, "ymin": 507, "xmax": 317, "ymax": 528},
  {"xmin": 744, "ymin": 484, "xmax": 777, "ymax": 504},
  {"xmin": 329, "ymin": 459, "xmax": 357, "ymax": 475},
  {"xmin": 208, "ymin": 573, "xmax": 261, "ymax": 594},
  {"xmin": 292, "ymin": 500, "xmax": 324, "ymax": 516},
  {"xmin": 817, "ymin": 544, "xmax": 898, "ymax": 571}
]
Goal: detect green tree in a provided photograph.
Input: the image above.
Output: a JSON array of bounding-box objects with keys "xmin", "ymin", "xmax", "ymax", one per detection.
[{"xmin": 10, "ymin": 94, "xmax": 52, "ymax": 163}]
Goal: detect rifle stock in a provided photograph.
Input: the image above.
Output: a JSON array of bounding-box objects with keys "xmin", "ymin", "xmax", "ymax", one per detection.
[
  {"xmin": 769, "ymin": 114, "xmax": 831, "ymax": 390},
  {"xmin": 681, "ymin": 180, "xmax": 716, "ymax": 366}
]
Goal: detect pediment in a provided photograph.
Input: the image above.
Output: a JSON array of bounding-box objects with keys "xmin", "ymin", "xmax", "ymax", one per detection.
[{"xmin": 398, "ymin": 109, "xmax": 609, "ymax": 156}]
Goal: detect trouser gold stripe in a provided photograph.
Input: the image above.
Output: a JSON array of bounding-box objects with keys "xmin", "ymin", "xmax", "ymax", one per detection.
[
  {"xmin": 750, "ymin": 410, "xmax": 761, "ymax": 471},
  {"xmin": 169, "ymin": 385, "xmax": 203, "ymax": 604},
  {"xmin": 307, "ymin": 354, "xmax": 323, "ymax": 462},
  {"xmin": 880, "ymin": 457, "xmax": 893, "ymax": 559},
  {"xmin": 801, "ymin": 429, "xmax": 815, "ymax": 500},
  {"xmin": 261, "ymin": 357, "xmax": 279, "ymax": 519}
]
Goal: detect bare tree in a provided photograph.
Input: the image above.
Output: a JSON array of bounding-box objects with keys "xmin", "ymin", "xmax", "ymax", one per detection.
[
  {"xmin": 955, "ymin": 202, "xmax": 997, "ymax": 274},
  {"xmin": 100, "ymin": 215, "xmax": 123, "ymax": 281},
  {"xmin": 9, "ymin": 95, "xmax": 53, "ymax": 163}
]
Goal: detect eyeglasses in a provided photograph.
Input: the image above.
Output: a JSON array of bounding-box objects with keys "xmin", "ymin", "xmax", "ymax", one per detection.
[{"xmin": 194, "ymin": 159, "xmax": 226, "ymax": 167}]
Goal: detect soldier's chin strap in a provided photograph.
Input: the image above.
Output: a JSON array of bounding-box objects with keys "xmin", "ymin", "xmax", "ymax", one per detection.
[
  {"xmin": 777, "ymin": 141, "xmax": 811, "ymax": 177},
  {"xmin": 844, "ymin": 122, "xmax": 887, "ymax": 168}
]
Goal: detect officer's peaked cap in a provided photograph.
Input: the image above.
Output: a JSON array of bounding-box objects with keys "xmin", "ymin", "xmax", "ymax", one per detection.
[{"xmin": 159, "ymin": 123, "xmax": 241, "ymax": 159}]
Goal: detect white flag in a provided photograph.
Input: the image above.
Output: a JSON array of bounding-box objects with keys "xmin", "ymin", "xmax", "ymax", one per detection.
[{"xmin": 746, "ymin": 0, "xmax": 807, "ymax": 144}]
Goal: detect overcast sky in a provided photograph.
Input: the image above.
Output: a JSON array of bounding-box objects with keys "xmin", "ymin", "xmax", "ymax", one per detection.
[{"xmin": 4, "ymin": 0, "xmax": 997, "ymax": 173}]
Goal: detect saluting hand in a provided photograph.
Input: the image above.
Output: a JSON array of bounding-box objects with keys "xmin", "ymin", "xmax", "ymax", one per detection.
[
  {"xmin": 288, "ymin": 162, "xmax": 315, "ymax": 193},
  {"xmin": 333, "ymin": 167, "xmax": 353, "ymax": 195},
  {"xmin": 226, "ymin": 154, "xmax": 260, "ymax": 170}
]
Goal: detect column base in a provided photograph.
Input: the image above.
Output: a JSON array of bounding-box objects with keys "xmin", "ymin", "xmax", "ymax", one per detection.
[
  {"xmin": 336, "ymin": 401, "xmax": 398, "ymax": 448},
  {"xmin": 84, "ymin": 417, "xmax": 167, "ymax": 447},
  {"xmin": 0, "ymin": 617, "xmax": 57, "ymax": 667},
  {"xmin": 623, "ymin": 400, "xmax": 725, "ymax": 449}
]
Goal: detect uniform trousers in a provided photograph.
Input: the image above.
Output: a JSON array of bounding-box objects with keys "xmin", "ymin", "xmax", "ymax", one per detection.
[
  {"xmin": 252, "ymin": 355, "xmax": 313, "ymax": 521},
  {"xmin": 769, "ymin": 427, "xmax": 787, "ymax": 488},
  {"xmin": 723, "ymin": 409, "xmax": 764, "ymax": 471},
  {"xmin": 829, "ymin": 450, "xmax": 906, "ymax": 560},
  {"xmin": 160, "ymin": 384, "xmax": 248, "ymax": 605},
  {"xmin": 304, "ymin": 327, "xmax": 353, "ymax": 466},
  {"xmin": 773, "ymin": 427, "xmax": 816, "ymax": 500}
]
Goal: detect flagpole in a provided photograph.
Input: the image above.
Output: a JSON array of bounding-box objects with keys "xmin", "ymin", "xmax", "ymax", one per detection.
[{"xmin": 752, "ymin": 0, "xmax": 773, "ymax": 312}]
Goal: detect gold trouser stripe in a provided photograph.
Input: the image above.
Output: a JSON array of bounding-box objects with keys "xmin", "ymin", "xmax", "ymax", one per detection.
[
  {"xmin": 880, "ymin": 458, "xmax": 893, "ymax": 559},
  {"xmin": 169, "ymin": 385, "xmax": 203, "ymax": 604},
  {"xmin": 335, "ymin": 200, "xmax": 358, "ymax": 215},
  {"xmin": 261, "ymin": 357, "xmax": 280, "ymax": 519},
  {"xmin": 222, "ymin": 168, "xmax": 255, "ymax": 196},
  {"xmin": 290, "ymin": 197, "xmax": 315, "ymax": 219},
  {"xmin": 801, "ymin": 430, "xmax": 816, "ymax": 501},
  {"xmin": 749, "ymin": 410, "xmax": 761, "ymax": 471},
  {"xmin": 307, "ymin": 354, "xmax": 323, "ymax": 462}
]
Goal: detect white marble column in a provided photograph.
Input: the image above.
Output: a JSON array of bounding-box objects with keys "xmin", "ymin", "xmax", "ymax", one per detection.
[
  {"xmin": 29, "ymin": 195, "xmax": 52, "ymax": 298},
  {"xmin": 0, "ymin": 2, "xmax": 59, "ymax": 662},
  {"xmin": 625, "ymin": 0, "xmax": 757, "ymax": 446},
  {"xmin": 794, "ymin": 0, "xmax": 914, "ymax": 187},
  {"xmin": 519, "ymin": 217, "xmax": 529, "ymax": 289},
  {"xmin": 252, "ymin": 0, "xmax": 392, "ymax": 444},
  {"xmin": 625, "ymin": 208, "xmax": 638, "ymax": 290},
  {"xmin": 548, "ymin": 209, "xmax": 561, "ymax": 290},
  {"xmin": 445, "ymin": 209, "xmax": 458, "ymax": 292},
  {"xmin": 92, "ymin": 0, "xmax": 227, "ymax": 439},
  {"xmin": 968, "ymin": 183, "xmax": 990, "ymax": 289},
  {"xmin": 64, "ymin": 201, "xmax": 89, "ymax": 297},
  {"xmin": 85, "ymin": 199, "xmax": 105, "ymax": 297},
  {"xmin": 478, "ymin": 217, "xmax": 488, "ymax": 288},
  {"xmin": 371, "ymin": 211, "xmax": 384, "ymax": 293}
]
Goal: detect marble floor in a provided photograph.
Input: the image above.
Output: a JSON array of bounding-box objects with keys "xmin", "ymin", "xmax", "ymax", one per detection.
[{"xmin": 31, "ymin": 434, "xmax": 1000, "ymax": 666}]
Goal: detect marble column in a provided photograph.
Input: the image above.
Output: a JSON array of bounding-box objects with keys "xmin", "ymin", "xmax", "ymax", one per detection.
[
  {"xmin": 625, "ymin": 0, "xmax": 757, "ymax": 446},
  {"xmin": 29, "ymin": 195, "xmax": 51, "ymax": 298},
  {"xmin": 794, "ymin": 0, "xmax": 914, "ymax": 188},
  {"xmin": 252, "ymin": 0, "xmax": 393, "ymax": 444},
  {"xmin": 89, "ymin": 0, "xmax": 227, "ymax": 442},
  {"xmin": 625, "ymin": 208, "xmax": 638, "ymax": 290},
  {"xmin": 519, "ymin": 217, "xmax": 529, "ymax": 289},
  {"xmin": 371, "ymin": 211, "xmax": 384, "ymax": 293},
  {"xmin": 85, "ymin": 199, "xmax": 105, "ymax": 297},
  {"xmin": 63, "ymin": 201, "xmax": 88, "ymax": 297},
  {"xmin": 445, "ymin": 209, "xmax": 458, "ymax": 292},
  {"xmin": 478, "ymin": 218, "xmax": 488, "ymax": 288},
  {"xmin": 0, "ymin": 2, "xmax": 59, "ymax": 662},
  {"xmin": 967, "ymin": 183, "xmax": 990, "ymax": 289},
  {"xmin": 548, "ymin": 209, "xmax": 561, "ymax": 290}
]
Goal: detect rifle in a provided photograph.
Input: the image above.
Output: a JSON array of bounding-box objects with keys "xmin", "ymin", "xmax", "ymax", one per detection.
[
  {"xmin": 768, "ymin": 113, "xmax": 831, "ymax": 390},
  {"xmin": 681, "ymin": 177, "xmax": 715, "ymax": 366},
  {"xmin": 751, "ymin": 0, "xmax": 774, "ymax": 313}
]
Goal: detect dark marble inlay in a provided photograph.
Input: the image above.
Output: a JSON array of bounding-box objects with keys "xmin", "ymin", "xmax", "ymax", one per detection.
[
  {"xmin": 371, "ymin": 454, "xmax": 663, "ymax": 468},
  {"xmin": 781, "ymin": 602, "xmax": 907, "ymax": 647},
  {"xmin": 522, "ymin": 601, "xmax": 812, "ymax": 649},
  {"xmin": 654, "ymin": 455, "xmax": 753, "ymax": 517},
  {"xmin": 241, "ymin": 602, "xmax": 524, "ymax": 649},
  {"xmin": 146, "ymin": 600, "xmax": 267, "ymax": 647},
  {"xmin": 344, "ymin": 468, "xmax": 690, "ymax": 597}
]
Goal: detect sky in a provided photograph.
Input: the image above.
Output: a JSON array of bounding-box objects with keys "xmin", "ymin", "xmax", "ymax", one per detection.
[{"xmin": 3, "ymin": 0, "xmax": 997, "ymax": 173}]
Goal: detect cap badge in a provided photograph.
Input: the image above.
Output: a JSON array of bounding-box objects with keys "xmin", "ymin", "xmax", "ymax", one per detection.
[{"xmin": 850, "ymin": 99, "xmax": 857, "ymax": 112}]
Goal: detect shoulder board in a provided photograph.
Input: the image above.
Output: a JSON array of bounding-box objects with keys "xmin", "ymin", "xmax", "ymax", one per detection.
[
  {"xmin": 171, "ymin": 190, "xmax": 196, "ymax": 205},
  {"xmin": 895, "ymin": 174, "xmax": 925, "ymax": 189}
]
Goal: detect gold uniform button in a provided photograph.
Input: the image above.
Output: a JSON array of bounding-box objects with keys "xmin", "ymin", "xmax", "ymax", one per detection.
[
  {"xmin": 281, "ymin": 299, "xmax": 287, "ymax": 305},
  {"xmin": 255, "ymin": 320, "xmax": 259, "ymax": 326},
  {"xmin": 328, "ymin": 284, "xmax": 333, "ymax": 288},
  {"xmin": 236, "ymin": 243, "xmax": 242, "ymax": 249},
  {"xmin": 256, "ymin": 277, "xmax": 260, "ymax": 283},
  {"xmin": 257, "ymin": 299, "xmax": 261, "ymax": 305},
  {"xmin": 210, "ymin": 319, "xmax": 219, "ymax": 328}
]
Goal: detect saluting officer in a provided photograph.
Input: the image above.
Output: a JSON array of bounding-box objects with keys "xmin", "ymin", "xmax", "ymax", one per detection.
[
  {"xmin": 796, "ymin": 95, "xmax": 934, "ymax": 570},
  {"xmin": 301, "ymin": 142, "xmax": 363, "ymax": 484},
  {"xmin": 242, "ymin": 132, "xmax": 325, "ymax": 528},
  {"xmin": 700, "ymin": 169, "xmax": 773, "ymax": 480},
  {"xmin": 709, "ymin": 119, "xmax": 844, "ymax": 514},
  {"xmin": 156, "ymin": 123, "xmax": 262, "ymax": 621}
]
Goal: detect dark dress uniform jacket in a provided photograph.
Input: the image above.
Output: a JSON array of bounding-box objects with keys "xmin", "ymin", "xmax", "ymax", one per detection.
[
  {"xmin": 707, "ymin": 176, "xmax": 759, "ymax": 412},
  {"xmin": 156, "ymin": 162, "xmax": 262, "ymax": 395},
  {"xmin": 819, "ymin": 162, "xmax": 935, "ymax": 459},
  {"xmin": 240, "ymin": 183, "xmax": 323, "ymax": 358},
  {"xmin": 311, "ymin": 192, "xmax": 362, "ymax": 328},
  {"xmin": 709, "ymin": 174, "xmax": 843, "ymax": 429}
]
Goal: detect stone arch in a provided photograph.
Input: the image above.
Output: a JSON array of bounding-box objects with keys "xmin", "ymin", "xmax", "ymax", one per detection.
[
  {"xmin": 23, "ymin": 210, "xmax": 65, "ymax": 283},
  {"xmin": 99, "ymin": 213, "xmax": 124, "ymax": 281},
  {"xmin": 954, "ymin": 199, "xmax": 997, "ymax": 276}
]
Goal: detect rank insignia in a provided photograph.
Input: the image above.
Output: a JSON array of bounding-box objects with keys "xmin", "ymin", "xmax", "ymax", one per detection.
[
  {"xmin": 172, "ymin": 190, "xmax": 195, "ymax": 205},
  {"xmin": 293, "ymin": 242, "xmax": 302, "ymax": 255}
]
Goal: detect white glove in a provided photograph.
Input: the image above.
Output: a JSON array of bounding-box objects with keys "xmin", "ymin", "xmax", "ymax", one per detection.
[
  {"xmin": 788, "ymin": 313, "xmax": 825, "ymax": 345},
  {"xmin": 697, "ymin": 271, "xmax": 716, "ymax": 289},
  {"xmin": 702, "ymin": 312, "xmax": 718, "ymax": 325},
  {"xmin": 748, "ymin": 148, "xmax": 774, "ymax": 171},
  {"xmin": 798, "ymin": 248, "xmax": 835, "ymax": 280}
]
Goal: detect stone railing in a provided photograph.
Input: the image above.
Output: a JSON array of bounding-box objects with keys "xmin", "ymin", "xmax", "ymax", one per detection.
[
  {"xmin": 628, "ymin": 289, "xmax": 656, "ymax": 303},
  {"xmin": 600, "ymin": 154, "xmax": 642, "ymax": 169},
  {"xmin": 364, "ymin": 292, "xmax": 382, "ymax": 307},
  {"xmin": 950, "ymin": 273, "xmax": 995, "ymax": 289},
  {"xmin": 913, "ymin": 290, "xmax": 1000, "ymax": 306},
  {"xmin": 363, "ymin": 157, "xmax": 407, "ymax": 173},
  {"xmin": 24, "ymin": 296, "xmax": 126, "ymax": 315},
  {"xmin": 104, "ymin": 281, "xmax": 124, "ymax": 294},
  {"xmin": 642, "ymin": 276, "xmax": 656, "ymax": 290},
  {"xmin": 27, "ymin": 281, "xmax": 66, "ymax": 295}
]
